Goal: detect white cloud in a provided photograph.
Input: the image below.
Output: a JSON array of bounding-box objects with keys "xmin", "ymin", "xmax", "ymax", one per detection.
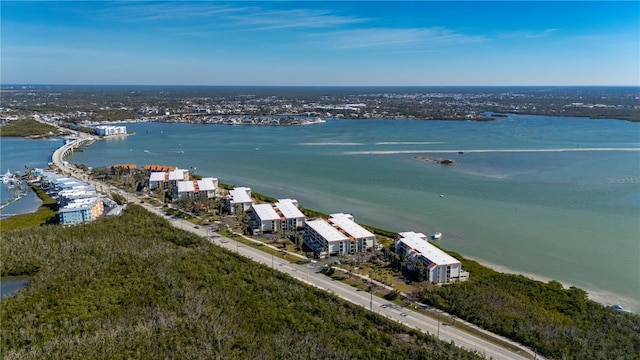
[
  {"xmin": 312, "ymin": 27, "xmax": 485, "ymax": 50},
  {"xmin": 225, "ymin": 8, "xmax": 369, "ymax": 31},
  {"xmin": 497, "ymin": 28, "xmax": 559, "ymax": 39}
]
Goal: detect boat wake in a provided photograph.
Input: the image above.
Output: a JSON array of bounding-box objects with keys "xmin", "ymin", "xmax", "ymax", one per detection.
[
  {"xmin": 375, "ymin": 141, "xmax": 445, "ymax": 145},
  {"xmin": 344, "ymin": 147, "xmax": 640, "ymax": 155}
]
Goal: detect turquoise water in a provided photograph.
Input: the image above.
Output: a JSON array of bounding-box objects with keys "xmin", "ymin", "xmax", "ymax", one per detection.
[
  {"xmin": 0, "ymin": 137, "xmax": 63, "ymax": 216},
  {"xmin": 9, "ymin": 115, "xmax": 640, "ymax": 310}
]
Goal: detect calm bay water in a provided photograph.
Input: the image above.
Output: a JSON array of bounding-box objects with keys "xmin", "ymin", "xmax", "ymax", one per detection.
[
  {"xmin": 0, "ymin": 137, "xmax": 63, "ymax": 216},
  {"xmin": 5, "ymin": 115, "xmax": 639, "ymax": 311}
]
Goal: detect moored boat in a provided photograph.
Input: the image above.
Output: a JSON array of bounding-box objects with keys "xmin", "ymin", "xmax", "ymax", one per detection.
[{"xmin": 432, "ymin": 232, "xmax": 442, "ymax": 240}]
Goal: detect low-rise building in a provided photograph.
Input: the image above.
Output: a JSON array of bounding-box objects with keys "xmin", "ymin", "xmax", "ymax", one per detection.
[
  {"xmin": 110, "ymin": 164, "xmax": 137, "ymax": 175},
  {"xmin": 249, "ymin": 203, "xmax": 281, "ymax": 234},
  {"xmin": 59, "ymin": 197, "xmax": 104, "ymax": 225},
  {"xmin": 248, "ymin": 198, "xmax": 306, "ymax": 234},
  {"xmin": 395, "ymin": 232, "xmax": 469, "ymax": 284},
  {"xmin": 148, "ymin": 168, "xmax": 189, "ymax": 190},
  {"xmin": 275, "ymin": 199, "xmax": 305, "ymax": 231},
  {"xmin": 143, "ymin": 164, "xmax": 177, "ymax": 173},
  {"xmin": 304, "ymin": 213, "xmax": 375, "ymax": 257},
  {"xmin": 41, "ymin": 171, "xmax": 105, "ymax": 226},
  {"xmin": 175, "ymin": 177, "xmax": 218, "ymax": 200},
  {"xmin": 227, "ymin": 187, "xmax": 253, "ymax": 214},
  {"xmin": 95, "ymin": 125, "xmax": 127, "ymax": 136}
]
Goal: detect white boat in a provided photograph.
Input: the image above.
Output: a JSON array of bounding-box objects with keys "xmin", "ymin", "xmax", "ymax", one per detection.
[
  {"xmin": 432, "ymin": 232, "xmax": 442, "ymax": 240},
  {"xmin": 611, "ymin": 304, "xmax": 632, "ymax": 314}
]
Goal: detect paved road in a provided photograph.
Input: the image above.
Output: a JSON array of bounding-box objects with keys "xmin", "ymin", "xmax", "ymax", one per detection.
[
  {"xmin": 49, "ymin": 135, "xmax": 540, "ymax": 360},
  {"xmin": 165, "ymin": 215, "xmax": 538, "ymax": 360}
]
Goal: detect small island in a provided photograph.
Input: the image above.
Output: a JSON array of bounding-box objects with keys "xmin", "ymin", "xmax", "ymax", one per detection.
[{"xmin": 414, "ymin": 156, "xmax": 459, "ymax": 166}]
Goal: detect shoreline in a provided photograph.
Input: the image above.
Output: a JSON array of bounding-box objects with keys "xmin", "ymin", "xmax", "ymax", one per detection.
[
  {"xmin": 13, "ymin": 129, "xmax": 638, "ymax": 314},
  {"xmin": 468, "ymin": 256, "xmax": 640, "ymax": 313}
]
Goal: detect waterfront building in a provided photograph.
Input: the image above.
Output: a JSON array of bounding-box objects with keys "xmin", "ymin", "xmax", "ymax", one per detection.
[
  {"xmin": 143, "ymin": 164, "xmax": 176, "ymax": 173},
  {"xmin": 249, "ymin": 204, "xmax": 280, "ymax": 234},
  {"xmin": 174, "ymin": 177, "xmax": 218, "ymax": 200},
  {"xmin": 227, "ymin": 187, "xmax": 252, "ymax": 214},
  {"xmin": 275, "ymin": 199, "xmax": 305, "ymax": 231},
  {"xmin": 59, "ymin": 197, "xmax": 104, "ymax": 225},
  {"xmin": 110, "ymin": 164, "xmax": 137, "ymax": 175},
  {"xmin": 41, "ymin": 171, "xmax": 105, "ymax": 226},
  {"xmin": 95, "ymin": 125, "xmax": 127, "ymax": 136},
  {"xmin": 148, "ymin": 168, "xmax": 189, "ymax": 190},
  {"xmin": 248, "ymin": 198, "xmax": 306, "ymax": 234},
  {"xmin": 395, "ymin": 232, "xmax": 469, "ymax": 284},
  {"xmin": 304, "ymin": 213, "xmax": 375, "ymax": 257},
  {"xmin": 58, "ymin": 189, "xmax": 99, "ymax": 206}
]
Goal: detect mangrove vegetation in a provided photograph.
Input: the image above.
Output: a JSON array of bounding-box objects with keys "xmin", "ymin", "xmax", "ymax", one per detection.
[{"xmin": 1, "ymin": 205, "xmax": 482, "ymax": 359}]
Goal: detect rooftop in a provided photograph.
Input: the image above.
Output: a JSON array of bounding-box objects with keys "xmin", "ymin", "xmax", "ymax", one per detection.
[
  {"xmin": 328, "ymin": 213, "xmax": 374, "ymax": 239},
  {"xmin": 275, "ymin": 199, "xmax": 305, "ymax": 219},
  {"xmin": 229, "ymin": 187, "xmax": 252, "ymax": 204},
  {"xmin": 397, "ymin": 231, "xmax": 460, "ymax": 265},
  {"xmin": 306, "ymin": 219, "xmax": 349, "ymax": 242},
  {"xmin": 252, "ymin": 203, "xmax": 281, "ymax": 221}
]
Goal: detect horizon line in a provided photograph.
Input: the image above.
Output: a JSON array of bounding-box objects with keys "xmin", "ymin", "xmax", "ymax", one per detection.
[{"xmin": 3, "ymin": 84, "xmax": 639, "ymax": 88}]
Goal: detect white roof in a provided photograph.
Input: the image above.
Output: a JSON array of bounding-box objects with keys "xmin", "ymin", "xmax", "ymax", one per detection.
[
  {"xmin": 397, "ymin": 232, "xmax": 460, "ymax": 265},
  {"xmin": 60, "ymin": 198, "xmax": 101, "ymax": 211},
  {"xmin": 50, "ymin": 177, "xmax": 72, "ymax": 185},
  {"xmin": 229, "ymin": 187, "xmax": 252, "ymax": 204},
  {"xmin": 252, "ymin": 204, "xmax": 281, "ymax": 221},
  {"xmin": 177, "ymin": 181, "xmax": 195, "ymax": 193},
  {"xmin": 59, "ymin": 191, "xmax": 97, "ymax": 198},
  {"xmin": 197, "ymin": 178, "xmax": 217, "ymax": 191},
  {"xmin": 168, "ymin": 169, "xmax": 188, "ymax": 181},
  {"xmin": 149, "ymin": 172, "xmax": 166, "ymax": 182},
  {"xmin": 276, "ymin": 199, "xmax": 305, "ymax": 219},
  {"xmin": 306, "ymin": 219, "xmax": 348, "ymax": 242},
  {"xmin": 328, "ymin": 213, "xmax": 374, "ymax": 239}
]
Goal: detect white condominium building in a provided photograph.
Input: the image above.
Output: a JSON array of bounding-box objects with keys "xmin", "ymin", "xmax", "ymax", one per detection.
[
  {"xmin": 175, "ymin": 177, "xmax": 218, "ymax": 200},
  {"xmin": 148, "ymin": 169, "xmax": 190, "ymax": 190},
  {"xmin": 304, "ymin": 213, "xmax": 375, "ymax": 257},
  {"xmin": 275, "ymin": 199, "xmax": 305, "ymax": 231},
  {"xmin": 395, "ymin": 232, "xmax": 469, "ymax": 284},
  {"xmin": 227, "ymin": 187, "xmax": 253, "ymax": 214},
  {"xmin": 248, "ymin": 198, "xmax": 306, "ymax": 234},
  {"xmin": 249, "ymin": 204, "xmax": 281, "ymax": 234},
  {"xmin": 95, "ymin": 125, "xmax": 127, "ymax": 136}
]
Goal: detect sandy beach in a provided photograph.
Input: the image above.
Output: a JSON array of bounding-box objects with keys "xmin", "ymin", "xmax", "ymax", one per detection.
[{"xmin": 467, "ymin": 256, "xmax": 640, "ymax": 313}]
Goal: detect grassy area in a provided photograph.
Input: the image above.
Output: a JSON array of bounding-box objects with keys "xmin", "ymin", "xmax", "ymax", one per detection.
[
  {"xmin": 0, "ymin": 184, "xmax": 58, "ymax": 230},
  {"xmin": 0, "ymin": 119, "xmax": 59, "ymax": 137}
]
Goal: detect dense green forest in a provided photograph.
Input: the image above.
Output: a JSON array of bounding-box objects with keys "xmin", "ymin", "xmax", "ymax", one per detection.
[
  {"xmin": 417, "ymin": 254, "xmax": 640, "ymax": 359},
  {"xmin": 0, "ymin": 119, "xmax": 59, "ymax": 137},
  {"xmin": 1, "ymin": 205, "xmax": 481, "ymax": 359}
]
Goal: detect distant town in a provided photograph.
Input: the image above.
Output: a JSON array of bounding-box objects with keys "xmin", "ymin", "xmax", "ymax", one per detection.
[{"xmin": 1, "ymin": 86, "xmax": 639, "ymax": 127}]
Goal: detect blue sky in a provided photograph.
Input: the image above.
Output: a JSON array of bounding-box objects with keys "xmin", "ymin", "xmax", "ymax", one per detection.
[{"xmin": 2, "ymin": 1, "xmax": 639, "ymax": 86}]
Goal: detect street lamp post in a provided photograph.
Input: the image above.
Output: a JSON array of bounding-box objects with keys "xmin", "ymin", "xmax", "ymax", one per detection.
[{"xmin": 368, "ymin": 285, "xmax": 373, "ymax": 312}]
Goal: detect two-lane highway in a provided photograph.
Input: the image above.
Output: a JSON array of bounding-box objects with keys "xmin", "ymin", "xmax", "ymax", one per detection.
[
  {"xmin": 49, "ymin": 135, "xmax": 539, "ymax": 359},
  {"xmin": 197, "ymin": 225, "xmax": 538, "ymax": 360}
]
